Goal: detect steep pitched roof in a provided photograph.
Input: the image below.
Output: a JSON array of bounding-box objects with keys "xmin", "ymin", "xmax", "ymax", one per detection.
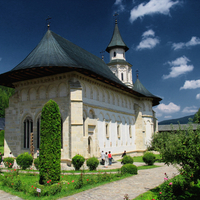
[
  {"xmin": 133, "ymin": 78, "xmax": 162, "ymax": 105},
  {"xmin": 0, "ymin": 29, "xmax": 161, "ymax": 106},
  {"xmin": 106, "ymin": 20, "xmax": 129, "ymax": 52}
]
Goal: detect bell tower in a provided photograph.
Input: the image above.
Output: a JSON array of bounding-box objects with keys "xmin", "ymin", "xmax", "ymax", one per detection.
[{"xmin": 106, "ymin": 18, "xmax": 133, "ymax": 88}]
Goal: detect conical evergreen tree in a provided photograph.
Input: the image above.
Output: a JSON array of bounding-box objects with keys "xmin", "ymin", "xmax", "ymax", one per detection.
[{"xmin": 39, "ymin": 99, "xmax": 61, "ymax": 184}]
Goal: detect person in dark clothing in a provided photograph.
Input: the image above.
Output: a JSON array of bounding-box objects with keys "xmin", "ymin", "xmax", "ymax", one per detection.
[{"xmin": 122, "ymin": 150, "xmax": 126, "ymax": 157}]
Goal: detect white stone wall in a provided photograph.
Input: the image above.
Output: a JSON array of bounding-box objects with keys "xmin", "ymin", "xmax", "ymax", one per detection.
[{"xmin": 4, "ymin": 72, "xmax": 156, "ymax": 161}]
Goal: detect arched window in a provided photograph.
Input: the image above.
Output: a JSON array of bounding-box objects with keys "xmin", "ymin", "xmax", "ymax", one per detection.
[
  {"xmin": 121, "ymin": 73, "xmax": 124, "ymax": 81},
  {"xmin": 24, "ymin": 117, "xmax": 33, "ymax": 149},
  {"xmin": 37, "ymin": 118, "xmax": 41, "ymax": 149},
  {"xmin": 61, "ymin": 118, "xmax": 63, "ymax": 149},
  {"xmin": 114, "ymin": 52, "xmax": 116, "ymax": 57}
]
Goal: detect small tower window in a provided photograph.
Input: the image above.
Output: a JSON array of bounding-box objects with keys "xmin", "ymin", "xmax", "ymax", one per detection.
[
  {"xmin": 123, "ymin": 53, "xmax": 125, "ymax": 58},
  {"xmin": 114, "ymin": 52, "xmax": 116, "ymax": 57},
  {"xmin": 121, "ymin": 73, "xmax": 124, "ymax": 81}
]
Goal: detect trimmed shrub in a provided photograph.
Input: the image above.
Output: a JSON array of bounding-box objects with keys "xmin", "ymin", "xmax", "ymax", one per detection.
[
  {"xmin": 39, "ymin": 99, "xmax": 61, "ymax": 184},
  {"xmin": 3, "ymin": 157, "xmax": 14, "ymax": 168},
  {"xmin": 72, "ymin": 154, "xmax": 85, "ymax": 170},
  {"xmin": 34, "ymin": 158, "xmax": 39, "ymax": 170},
  {"xmin": 121, "ymin": 164, "xmax": 137, "ymax": 175},
  {"xmin": 86, "ymin": 157, "xmax": 99, "ymax": 171},
  {"xmin": 143, "ymin": 152, "xmax": 156, "ymax": 165},
  {"xmin": 121, "ymin": 155, "xmax": 134, "ymax": 164},
  {"xmin": 16, "ymin": 152, "xmax": 33, "ymax": 170},
  {"xmin": 0, "ymin": 130, "xmax": 4, "ymax": 146}
]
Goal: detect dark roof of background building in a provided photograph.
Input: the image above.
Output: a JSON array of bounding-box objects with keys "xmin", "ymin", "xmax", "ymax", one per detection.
[
  {"xmin": 106, "ymin": 20, "xmax": 129, "ymax": 52},
  {"xmin": 158, "ymin": 124, "xmax": 199, "ymax": 132}
]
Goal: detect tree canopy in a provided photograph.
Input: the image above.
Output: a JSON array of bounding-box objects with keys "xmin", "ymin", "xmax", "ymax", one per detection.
[
  {"xmin": 193, "ymin": 108, "xmax": 200, "ymax": 123},
  {"xmin": 0, "ymin": 86, "xmax": 15, "ymax": 118}
]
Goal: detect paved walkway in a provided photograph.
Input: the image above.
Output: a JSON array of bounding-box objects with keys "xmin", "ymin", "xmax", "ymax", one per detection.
[{"xmin": 0, "ymin": 163, "xmax": 179, "ymax": 200}]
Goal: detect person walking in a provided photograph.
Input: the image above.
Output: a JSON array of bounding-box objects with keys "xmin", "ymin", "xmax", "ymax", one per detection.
[
  {"xmin": 104, "ymin": 152, "xmax": 108, "ymax": 168},
  {"xmin": 108, "ymin": 151, "xmax": 112, "ymax": 165},
  {"xmin": 101, "ymin": 151, "xmax": 105, "ymax": 165},
  {"xmin": 37, "ymin": 150, "xmax": 39, "ymax": 158}
]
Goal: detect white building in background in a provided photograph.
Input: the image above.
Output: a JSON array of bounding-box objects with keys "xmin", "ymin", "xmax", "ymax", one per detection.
[{"xmin": 0, "ymin": 19, "xmax": 161, "ymax": 164}]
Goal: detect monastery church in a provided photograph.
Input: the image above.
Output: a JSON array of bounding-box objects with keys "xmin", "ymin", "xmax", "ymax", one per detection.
[{"xmin": 0, "ymin": 19, "xmax": 161, "ymax": 163}]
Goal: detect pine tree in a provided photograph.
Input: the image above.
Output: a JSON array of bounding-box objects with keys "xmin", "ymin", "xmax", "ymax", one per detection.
[{"xmin": 39, "ymin": 99, "xmax": 61, "ymax": 184}]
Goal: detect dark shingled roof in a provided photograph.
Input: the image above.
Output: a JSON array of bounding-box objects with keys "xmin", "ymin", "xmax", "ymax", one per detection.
[
  {"xmin": 0, "ymin": 29, "xmax": 161, "ymax": 106},
  {"xmin": 106, "ymin": 20, "xmax": 129, "ymax": 52},
  {"xmin": 11, "ymin": 30, "xmax": 124, "ymax": 85},
  {"xmin": 133, "ymin": 78, "xmax": 162, "ymax": 105}
]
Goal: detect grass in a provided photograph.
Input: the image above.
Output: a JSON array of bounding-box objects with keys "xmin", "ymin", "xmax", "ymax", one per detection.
[
  {"xmin": 118, "ymin": 154, "xmax": 163, "ymax": 163},
  {"xmin": 133, "ymin": 154, "xmax": 163, "ymax": 162}
]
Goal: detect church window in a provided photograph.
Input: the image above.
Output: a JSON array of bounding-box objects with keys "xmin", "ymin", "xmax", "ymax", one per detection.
[
  {"xmin": 114, "ymin": 52, "xmax": 116, "ymax": 57},
  {"xmin": 117, "ymin": 124, "xmax": 121, "ymax": 138},
  {"xmin": 121, "ymin": 73, "xmax": 123, "ymax": 81},
  {"xmin": 37, "ymin": 118, "xmax": 40, "ymax": 149},
  {"xmin": 129, "ymin": 125, "xmax": 132, "ymax": 138},
  {"xmin": 123, "ymin": 53, "xmax": 125, "ymax": 58},
  {"xmin": 23, "ymin": 117, "xmax": 33, "ymax": 149},
  {"xmin": 61, "ymin": 118, "xmax": 63, "ymax": 149},
  {"xmin": 106, "ymin": 123, "xmax": 109, "ymax": 138}
]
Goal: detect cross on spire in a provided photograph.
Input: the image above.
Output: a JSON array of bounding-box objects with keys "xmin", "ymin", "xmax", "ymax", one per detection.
[
  {"xmin": 136, "ymin": 69, "xmax": 139, "ymax": 79},
  {"xmin": 100, "ymin": 50, "xmax": 105, "ymax": 60},
  {"xmin": 113, "ymin": 12, "xmax": 119, "ymax": 23},
  {"xmin": 46, "ymin": 16, "xmax": 52, "ymax": 30}
]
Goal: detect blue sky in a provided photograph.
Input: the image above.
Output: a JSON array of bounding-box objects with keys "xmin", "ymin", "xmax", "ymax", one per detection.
[{"xmin": 0, "ymin": 0, "xmax": 200, "ymax": 122}]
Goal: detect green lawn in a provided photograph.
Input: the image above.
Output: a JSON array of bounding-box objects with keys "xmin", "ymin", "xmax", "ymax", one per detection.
[{"xmin": 133, "ymin": 154, "xmax": 163, "ymax": 162}]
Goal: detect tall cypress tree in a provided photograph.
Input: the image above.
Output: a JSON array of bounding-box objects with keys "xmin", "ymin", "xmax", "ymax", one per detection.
[{"xmin": 39, "ymin": 99, "xmax": 61, "ymax": 184}]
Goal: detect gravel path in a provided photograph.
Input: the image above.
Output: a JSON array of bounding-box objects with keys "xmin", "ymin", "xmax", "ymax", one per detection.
[{"xmin": 0, "ymin": 163, "xmax": 178, "ymax": 200}]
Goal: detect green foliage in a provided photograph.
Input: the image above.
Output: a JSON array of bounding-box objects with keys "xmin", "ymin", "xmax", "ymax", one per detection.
[
  {"xmin": 39, "ymin": 99, "xmax": 61, "ymax": 184},
  {"xmin": 34, "ymin": 158, "xmax": 39, "ymax": 170},
  {"xmin": 121, "ymin": 164, "xmax": 137, "ymax": 175},
  {"xmin": 121, "ymin": 155, "xmax": 134, "ymax": 164},
  {"xmin": 0, "ymin": 86, "xmax": 15, "ymax": 118},
  {"xmin": 72, "ymin": 154, "xmax": 85, "ymax": 170},
  {"xmin": 0, "ymin": 130, "xmax": 4, "ymax": 146},
  {"xmin": 16, "ymin": 152, "xmax": 33, "ymax": 170},
  {"xmin": 142, "ymin": 152, "xmax": 156, "ymax": 165},
  {"xmin": 149, "ymin": 124, "xmax": 200, "ymax": 184},
  {"xmin": 193, "ymin": 108, "xmax": 200, "ymax": 123},
  {"xmin": 86, "ymin": 157, "xmax": 99, "ymax": 171},
  {"xmin": 148, "ymin": 131, "xmax": 173, "ymax": 151},
  {"xmin": 3, "ymin": 157, "xmax": 14, "ymax": 168}
]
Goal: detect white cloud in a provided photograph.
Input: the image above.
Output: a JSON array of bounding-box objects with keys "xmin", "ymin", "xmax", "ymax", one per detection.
[
  {"xmin": 163, "ymin": 56, "xmax": 194, "ymax": 79},
  {"xmin": 0, "ymin": 58, "xmax": 2, "ymax": 61},
  {"xmin": 180, "ymin": 79, "xmax": 200, "ymax": 90},
  {"xmin": 196, "ymin": 94, "xmax": 200, "ymax": 100},
  {"xmin": 114, "ymin": 0, "xmax": 125, "ymax": 12},
  {"xmin": 130, "ymin": 0, "xmax": 180, "ymax": 23},
  {"xmin": 182, "ymin": 106, "xmax": 198, "ymax": 113},
  {"xmin": 172, "ymin": 36, "xmax": 200, "ymax": 50},
  {"xmin": 142, "ymin": 29, "xmax": 155, "ymax": 37},
  {"xmin": 155, "ymin": 102, "xmax": 180, "ymax": 114},
  {"xmin": 136, "ymin": 29, "xmax": 159, "ymax": 50}
]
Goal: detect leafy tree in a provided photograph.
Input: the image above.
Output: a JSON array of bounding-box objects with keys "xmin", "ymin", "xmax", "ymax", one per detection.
[
  {"xmin": 193, "ymin": 108, "xmax": 200, "ymax": 123},
  {"xmin": 0, "ymin": 86, "xmax": 15, "ymax": 118},
  {"xmin": 39, "ymin": 99, "xmax": 61, "ymax": 184},
  {"xmin": 149, "ymin": 125, "xmax": 200, "ymax": 184}
]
